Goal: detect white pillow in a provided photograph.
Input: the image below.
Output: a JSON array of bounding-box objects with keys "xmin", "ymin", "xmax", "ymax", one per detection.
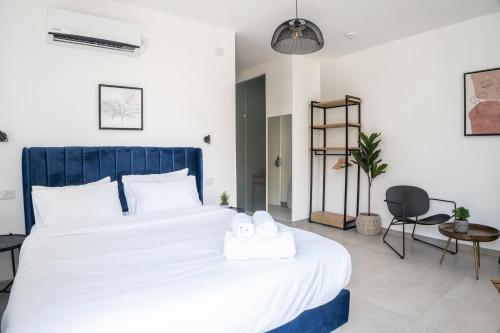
[
  {"xmin": 31, "ymin": 181, "xmax": 123, "ymax": 227},
  {"xmin": 32, "ymin": 177, "xmax": 111, "ymax": 224},
  {"xmin": 122, "ymin": 168, "xmax": 189, "ymax": 214},
  {"xmin": 32, "ymin": 176, "xmax": 110, "ymax": 192},
  {"xmin": 133, "ymin": 176, "xmax": 201, "ymax": 215}
]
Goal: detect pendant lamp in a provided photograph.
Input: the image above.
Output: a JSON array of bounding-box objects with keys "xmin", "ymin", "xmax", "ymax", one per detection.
[{"xmin": 271, "ymin": 0, "xmax": 324, "ymax": 54}]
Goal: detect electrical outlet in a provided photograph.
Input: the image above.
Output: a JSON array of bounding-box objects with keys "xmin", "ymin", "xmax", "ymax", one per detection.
[
  {"xmin": 0, "ymin": 190, "xmax": 15, "ymax": 200},
  {"xmin": 205, "ymin": 177, "xmax": 214, "ymax": 186}
]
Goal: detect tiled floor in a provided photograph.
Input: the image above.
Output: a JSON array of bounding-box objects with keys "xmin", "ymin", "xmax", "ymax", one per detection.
[
  {"xmin": 1, "ymin": 223, "xmax": 499, "ymax": 332},
  {"xmin": 285, "ymin": 221, "xmax": 500, "ymax": 333},
  {"xmin": 268, "ymin": 204, "xmax": 292, "ymax": 221}
]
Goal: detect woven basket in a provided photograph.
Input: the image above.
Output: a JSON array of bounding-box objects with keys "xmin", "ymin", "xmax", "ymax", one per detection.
[{"xmin": 356, "ymin": 213, "xmax": 382, "ymax": 236}]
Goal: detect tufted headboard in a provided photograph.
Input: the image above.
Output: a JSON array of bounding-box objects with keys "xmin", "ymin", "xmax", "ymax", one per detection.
[{"xmin": 22, "ymin": 146, "xmax": 203, "ymax": 234}]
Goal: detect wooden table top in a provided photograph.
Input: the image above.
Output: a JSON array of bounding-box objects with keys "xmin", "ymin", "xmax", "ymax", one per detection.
[{"xmin": 438, "ymin": 223, "xmax": 499, "ymax": 242}]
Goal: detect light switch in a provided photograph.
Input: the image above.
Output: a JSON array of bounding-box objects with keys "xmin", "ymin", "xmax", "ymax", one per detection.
[
  {"xmin": 205, "ymin": 177, "xmax": 214, "ymax": 186},
  {"xmin": 0, "ymin": 190, "xmax": 15, "ymax": 200}
]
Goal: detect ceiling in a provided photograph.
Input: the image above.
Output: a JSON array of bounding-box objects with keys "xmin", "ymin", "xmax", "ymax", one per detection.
[{"xmin": 120, "ymin": 0, "xmax": 500, "ymax": 72}]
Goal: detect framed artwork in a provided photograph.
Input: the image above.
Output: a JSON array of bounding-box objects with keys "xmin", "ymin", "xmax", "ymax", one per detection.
[
  {"xmin": 99, "ymin": 84, "xmax": 143, "ymax": 130},
  {"xmin": 464, "ymin": 67, "xmax": 500, "ymax": 136}
]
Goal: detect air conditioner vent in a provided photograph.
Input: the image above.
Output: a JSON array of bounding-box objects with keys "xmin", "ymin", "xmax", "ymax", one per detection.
[
  {"xmin": 47, "ymin": 8, "xmax": 142, "ymax": 55},
  {"xmin": 49, "ymin": 32, "xmax": 140, "ymax": 52}
]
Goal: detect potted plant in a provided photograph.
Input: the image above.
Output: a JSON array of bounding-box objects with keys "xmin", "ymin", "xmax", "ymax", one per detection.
[
  {"xmin": 452, "ymin": 207, "xmax": 470, "ymax": 233},
  {"xmin": 220, "ymin": 191, "xmax": 230, "ymax": 208},
  {"xmin": 351, "ymin": 132, "xmax": 388, "ymax": 235}
]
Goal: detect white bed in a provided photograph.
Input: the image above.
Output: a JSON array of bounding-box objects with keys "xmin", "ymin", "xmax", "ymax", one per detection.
[{"xmin": 1, "ymin": 206, "xmax": 351, "ymax": 333}]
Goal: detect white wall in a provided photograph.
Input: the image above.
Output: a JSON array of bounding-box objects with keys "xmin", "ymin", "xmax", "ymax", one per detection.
[
  {"xmin": 237, "ymin": 57, "xmax": 293, "ymax": 118},
  {"xmin": 320, "ymin": 12, "xmax": 500, "ymax": 250},
  {"xmin": 291, "ymin": 57, "xmax": 320, "ymax": 221},
  {"xmin": 0, "ymin": 0, "xmax": 236, "ymax": 279}
]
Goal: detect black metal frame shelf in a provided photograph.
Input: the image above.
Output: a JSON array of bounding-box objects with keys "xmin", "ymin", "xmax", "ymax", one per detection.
[{"xmin": 309, "ymin": 95, "xmax": 362, "ymax": 230}]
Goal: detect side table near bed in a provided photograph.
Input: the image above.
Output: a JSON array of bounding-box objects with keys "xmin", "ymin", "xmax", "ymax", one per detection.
[
  {"xmin": 438, "ymin": 223, "xmax": 499, "ymax": 280},
  {"xmin": 0, "ymin": 233, "xmax": 26, "ymax": 293}
]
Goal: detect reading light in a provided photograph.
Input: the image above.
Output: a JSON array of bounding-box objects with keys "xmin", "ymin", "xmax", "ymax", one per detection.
[{"xmin": 0, "ymin": 130, "xmax": 7, "ymax": 143}]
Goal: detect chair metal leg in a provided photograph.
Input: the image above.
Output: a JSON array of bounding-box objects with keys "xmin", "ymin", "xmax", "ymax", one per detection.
[
  {"xmin": 383, "ymin": 218, "xmax": 406, "ymax": 259},
  {"xmin": 412, "ymin": 224, "xmax": 458, "ymax": 254}
]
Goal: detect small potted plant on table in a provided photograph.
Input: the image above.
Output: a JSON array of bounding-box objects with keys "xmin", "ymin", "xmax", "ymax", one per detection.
[
  {"xmin": 352, "ymin": 132, "xmax": 388, "ymax": 235},
  {"xmin": 220, "ymin": 191, "xmax": 230, "ymax": 208},
  {"xmin": 453, "ymin": 207, "xmax": 470, "ymax": 233}
]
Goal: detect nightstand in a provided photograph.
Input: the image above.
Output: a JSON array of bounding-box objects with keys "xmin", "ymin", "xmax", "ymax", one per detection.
[{"xmin": 0, "ymin": 234, "xmax": 26, "ymax": 293}]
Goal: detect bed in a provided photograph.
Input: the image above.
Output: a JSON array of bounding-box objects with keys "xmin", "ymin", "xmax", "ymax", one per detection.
[{"xmin": 1, "ymin": 147, "xmax": 351, "ymax": 333}]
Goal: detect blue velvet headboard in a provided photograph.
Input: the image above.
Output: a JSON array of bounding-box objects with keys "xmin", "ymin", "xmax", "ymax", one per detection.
[{"xmin": 22, "ymin": 146, "xmax": 203, "ymax": 234}]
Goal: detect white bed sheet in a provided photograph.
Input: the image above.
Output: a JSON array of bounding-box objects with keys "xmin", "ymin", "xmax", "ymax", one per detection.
[{"xmin": 1, "ymin": 206, "xmax": 351, "ymax": 333}]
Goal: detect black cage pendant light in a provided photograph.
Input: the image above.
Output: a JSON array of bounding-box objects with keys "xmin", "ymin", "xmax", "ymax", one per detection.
[{"xmin": 271, "ymin": 0, "xmax": 324, "ymax": 55}]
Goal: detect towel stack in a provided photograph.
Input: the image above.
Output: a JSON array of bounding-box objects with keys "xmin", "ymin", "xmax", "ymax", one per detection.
[{"xmin": 224, "ymin": 211, "xmax": 296, "ymax": 261}]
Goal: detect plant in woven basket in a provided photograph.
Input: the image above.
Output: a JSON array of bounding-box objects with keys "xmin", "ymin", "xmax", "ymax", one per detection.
[
  {"xmin": 220, "ymin": 191, "xmax": 230, "ymax": 207},
  {"xmin": 351, "ymin": 132, "xmax": 388, "ymax": 216}
]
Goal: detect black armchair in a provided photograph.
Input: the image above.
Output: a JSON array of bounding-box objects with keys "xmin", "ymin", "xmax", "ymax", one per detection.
[{"xmin": 383, "ymin": 185, "xmax": 457, "ymax": 259}]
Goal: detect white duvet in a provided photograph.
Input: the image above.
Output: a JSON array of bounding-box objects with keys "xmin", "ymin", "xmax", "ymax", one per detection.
[{"xmin": 1, "ymin": 206, "xmax": 351, "ymax": 333}]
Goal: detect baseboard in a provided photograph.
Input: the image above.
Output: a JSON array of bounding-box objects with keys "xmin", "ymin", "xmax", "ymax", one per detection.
[{"xmin": 382, "ymin": 227, "xmax": 500, "ymax": 256}]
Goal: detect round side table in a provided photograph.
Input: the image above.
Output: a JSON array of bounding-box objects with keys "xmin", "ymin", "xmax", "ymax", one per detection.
[
  {"xmin": 438, "ymin": 223, "xmax": 499, "ymax": 280},
  {"xmin": 0, "ymin": 234, "xmax": 26, "ymax": 293}
]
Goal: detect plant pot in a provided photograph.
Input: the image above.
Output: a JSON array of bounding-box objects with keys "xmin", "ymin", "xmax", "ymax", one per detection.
[
  {"xmin": 356, "ymin": 213, "xmax": 382, "ymax": 236},
  {"xmin": 220, "ymin": 204, "xmax": 229, "ymax": 209},
  {"xmin": 453, "ymin": 219, "xmax": 469, "ymax": 233}
]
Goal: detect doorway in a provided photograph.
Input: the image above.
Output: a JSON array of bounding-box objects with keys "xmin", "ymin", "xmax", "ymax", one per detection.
[
  {"xmin": 268, "ymin": 114, "xmax": 292, "ymax": 221},
  {"xmin": 235, "ymin": 75, "xmax": 266, "ymax": 213}
]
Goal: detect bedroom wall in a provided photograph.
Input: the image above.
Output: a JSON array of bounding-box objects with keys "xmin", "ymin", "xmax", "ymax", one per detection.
[
  {"xmin": 237, "ymin": 57, "xmax": 294, "ymax": 118},
  {"xmin": 291, "ymin": 57, "xmax": 321, "ymax": 221},
  {"xmin": 320, "ymin": 12, "xmax": 500, "ymax": 250},
  {"xmin": 0, "ymin": 0, "xmax": 236, "ymax": 279}
]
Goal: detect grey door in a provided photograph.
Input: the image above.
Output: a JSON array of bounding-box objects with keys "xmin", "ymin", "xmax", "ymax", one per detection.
[{"xmin": 235, "ymin": 75, "xmax": 266, "ymax": 212}]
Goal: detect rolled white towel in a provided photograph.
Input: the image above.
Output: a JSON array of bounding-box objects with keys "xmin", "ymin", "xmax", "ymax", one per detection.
[
  {"xmin": 230, "ymin": 213, "xmax": 255, "ymax": 240},
  {"xmin": 252, "ymin": 210, "xmax": 278, "ymax": 240},
  {"xmin": 223, "ymin": 227, "xmax": 296, "ymax": 261}
]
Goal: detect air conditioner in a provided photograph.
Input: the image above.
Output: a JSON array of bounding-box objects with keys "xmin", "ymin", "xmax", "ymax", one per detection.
[{"xmin": 47, "ymin": 8, "xmax": 142, "ymax": 54}]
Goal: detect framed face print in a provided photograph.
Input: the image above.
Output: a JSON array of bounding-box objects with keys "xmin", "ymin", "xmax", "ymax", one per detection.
[{"xmin": 464, "ymin": 67, "xmax": 500, "ymax": 136}]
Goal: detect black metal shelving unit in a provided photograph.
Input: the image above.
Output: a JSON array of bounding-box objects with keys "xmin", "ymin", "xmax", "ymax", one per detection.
[{"xmin": 309, "ymin": 95, "xmax": 362, "ymax": 230}]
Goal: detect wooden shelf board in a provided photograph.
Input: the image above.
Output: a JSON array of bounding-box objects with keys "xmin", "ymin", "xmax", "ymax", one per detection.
[
  {"xmin": 492, "ymin": 279, "xmax": 500, "ymax": 293},
  {"xmin": 311, "ymin": 147, "xmax": 360, "ymax": 151},
  {"xmin": 313, "ymin": 98, "xmax": 361, "ymax": 109},
  {"xmin": 312, "ymin": 123, "xmax": 361, "ymax": 129},
  {"xmin": 311, "ymin": 211, "xmax": 356, "ymax": 228}
]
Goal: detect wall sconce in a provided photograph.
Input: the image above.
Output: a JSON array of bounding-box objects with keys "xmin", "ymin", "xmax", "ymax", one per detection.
[
  {"xmin": 203, "ymin": 135, "xmax": 211, "ymax": 144},
  {"xmin": 0, "ymin": 130, "xmax": 7, "ymax": 143}
]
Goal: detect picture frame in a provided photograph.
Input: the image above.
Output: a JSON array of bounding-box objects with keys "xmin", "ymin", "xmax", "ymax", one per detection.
[
  {"xmin": 463, "ymin": 67, "xmax": 500, "ymax": 136},
  {"xmin": 99, "ymin": 84, "xmax": 143, "ymax": 130}
]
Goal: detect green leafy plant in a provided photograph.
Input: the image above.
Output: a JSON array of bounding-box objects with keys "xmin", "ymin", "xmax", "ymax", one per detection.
[
  {"xmin": 220, "ymin": 191, "xmax": 230, "ymax": 206},
  {"xmin": 453, "ymin": 207, "xmax": 470, "ymax": 221},
  {"xmin": 351, "ymin": 132, "xmax": 388, "ymax": 216}
]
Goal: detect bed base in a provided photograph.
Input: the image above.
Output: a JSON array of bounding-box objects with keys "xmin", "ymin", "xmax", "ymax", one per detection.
[{"xmin": 267, "ymin": 289, "xmax": 350, "ymax": 333}]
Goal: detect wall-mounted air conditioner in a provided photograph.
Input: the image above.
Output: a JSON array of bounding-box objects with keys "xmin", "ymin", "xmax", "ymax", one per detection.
[{"xmin": 47, "ymin": 8, "xmax": 143, "ymax": 55}]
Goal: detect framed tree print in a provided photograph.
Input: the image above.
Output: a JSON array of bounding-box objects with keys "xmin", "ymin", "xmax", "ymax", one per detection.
[
  {"xmin": 99, "ymin": 84, "xmax": 143, "ymax": 130},
  {"xmin": 464, "ymin": 67, "xmax": 500, "ymax": 136}
]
